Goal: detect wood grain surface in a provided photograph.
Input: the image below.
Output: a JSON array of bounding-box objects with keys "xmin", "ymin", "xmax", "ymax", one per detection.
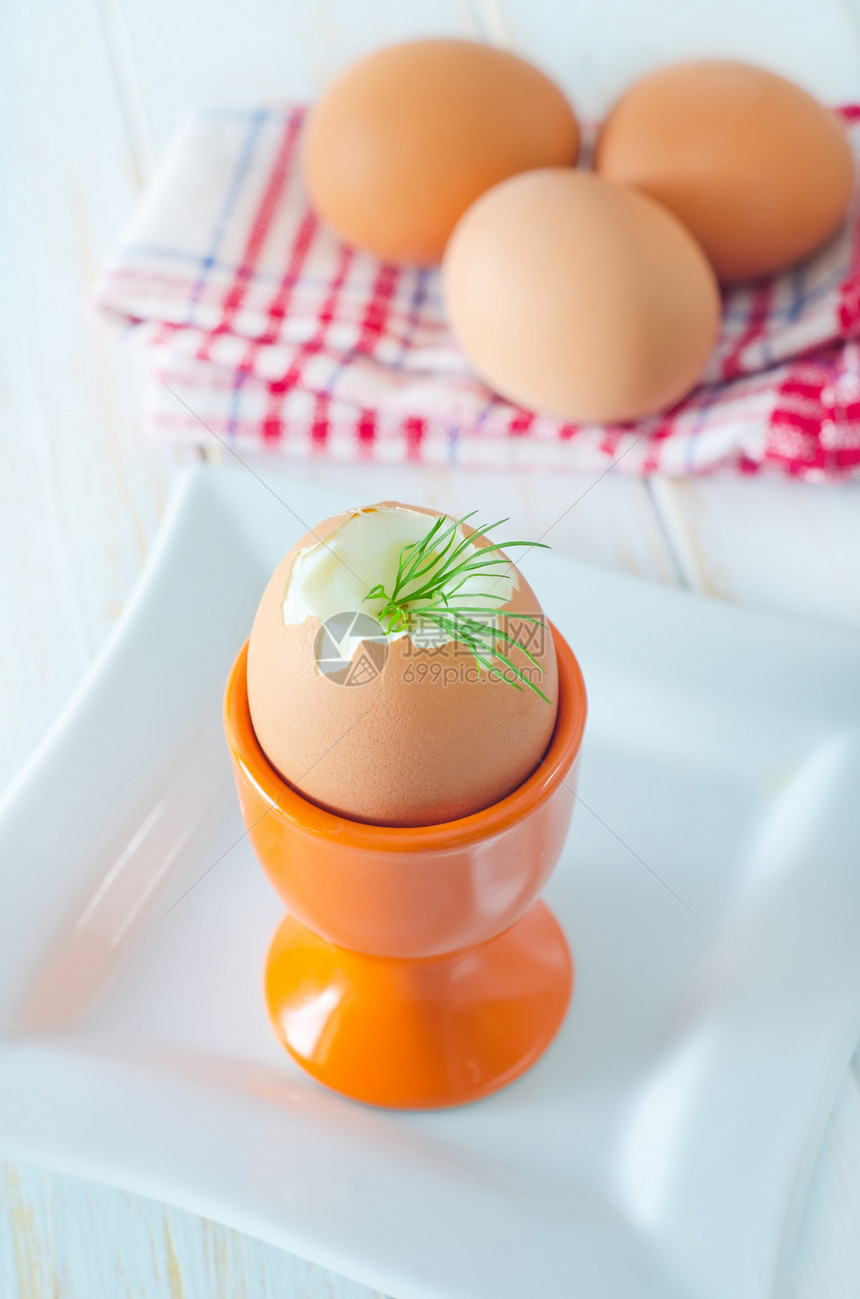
[{"xmin": 2, "ymin": 0, "xmax": 859, "ymax": 1295}]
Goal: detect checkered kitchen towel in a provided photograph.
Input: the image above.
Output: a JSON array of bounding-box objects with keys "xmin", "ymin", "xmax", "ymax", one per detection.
[{"xmin": 91, "ymin": 104, "xmax": 860, "ymax": 478}]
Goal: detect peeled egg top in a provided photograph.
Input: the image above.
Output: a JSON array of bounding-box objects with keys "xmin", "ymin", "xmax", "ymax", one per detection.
[
  {"xmin": 302, "ymin": 38, "xmax": 579, "ymax": 265},
  {"xmin": 246, "ymin": 503, "xmax": 559, "ymax": 828},
  {"xmin": 595, "ymin": 60, "xmax": 855, "ymax": 282},
  {"xmin": 443, "ymin": 168, "xmax": 720, "ymax": 425}
]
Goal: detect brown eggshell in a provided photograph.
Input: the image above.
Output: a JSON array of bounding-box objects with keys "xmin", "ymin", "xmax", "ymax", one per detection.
[
  {"xmin": 246, "ymin": 503, "xmax": 558, "ymax": 827},
  {"xmin": 594, "ymin": 60, "xmax": 855, "ymax": 283},
  {"xmin": 442, "ymin": 168, "xmax": 720, "ymax": 424},
  {"xmin": 302, "ymin": 39, "xmax": 579, "ymax": 265}
]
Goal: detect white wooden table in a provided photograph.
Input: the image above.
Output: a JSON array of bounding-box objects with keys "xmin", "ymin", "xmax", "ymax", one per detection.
[{"xmin": 2, "ymin": 1, "xmax": 860, "ymax": 1295}]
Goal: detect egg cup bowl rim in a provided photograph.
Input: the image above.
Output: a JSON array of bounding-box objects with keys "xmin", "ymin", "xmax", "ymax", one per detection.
[{"xmin": 224, "ymin": 621, "xmax": 586, "ymax": 850}]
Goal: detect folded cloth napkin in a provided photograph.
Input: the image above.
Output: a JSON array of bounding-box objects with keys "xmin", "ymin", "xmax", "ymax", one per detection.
[{"xmin": 92, "ymin": 104, "xmax": 860, "ymax": 479}]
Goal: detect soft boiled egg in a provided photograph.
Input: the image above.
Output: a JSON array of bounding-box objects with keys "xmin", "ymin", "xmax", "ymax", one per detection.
[{"xmin": 246, "ymin": 502, "xmax": 558, "ymax": 827}]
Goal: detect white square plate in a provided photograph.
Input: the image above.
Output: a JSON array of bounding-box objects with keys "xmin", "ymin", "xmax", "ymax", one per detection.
[{"xmin": 1, "ymin": 465, "xmax": 859, "ymax": 1299}]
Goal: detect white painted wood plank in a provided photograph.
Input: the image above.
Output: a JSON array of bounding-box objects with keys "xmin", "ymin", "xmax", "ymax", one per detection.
[
  {"xmin": 649, "ymin": 475, "xmax": 860, "ymax": 630},
  {"xmin": 0, "ymin": 0, "xmax": 194, "ymax": 790},
  {"xmin": 0, "ymin": 1163, "xmax": 386, "ymax": 1299},
  {"xmin": 111, "ymin": 0, "xmax": 483, "ymax": 158},
  {"xmin": 487, "ymin": 0, "xmax": 860, "ymax": 115}
]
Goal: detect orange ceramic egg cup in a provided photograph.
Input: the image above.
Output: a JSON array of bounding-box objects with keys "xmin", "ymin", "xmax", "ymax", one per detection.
[{"xmin": 224, "ymin": 625, "xmax": 587, "ymax": 1109}]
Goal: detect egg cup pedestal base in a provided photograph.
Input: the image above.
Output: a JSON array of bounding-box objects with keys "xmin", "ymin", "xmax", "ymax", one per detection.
[
  {"xmin": 264, "ymin": 900, "xmax": 573, "ymax": 1110},
  {"xmin": 224, "ymin": 630, "xmax": 587, "ymax": 1113}
]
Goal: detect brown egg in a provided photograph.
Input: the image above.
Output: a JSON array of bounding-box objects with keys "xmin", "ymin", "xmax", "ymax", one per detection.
[
  {"xmin": 302, "ymin": 39, "xmax": 579, "ymax": 265},
  {"xmin": 595, "ymin": 60, "xmax": 855, "ymax": 283},
  {"xmin": 246, "ymin": 503, "xmax": 558, "ymax": 828},
  {"xmin": 442, "ymin": 168, "xmax": 720, "ymax": 424}
]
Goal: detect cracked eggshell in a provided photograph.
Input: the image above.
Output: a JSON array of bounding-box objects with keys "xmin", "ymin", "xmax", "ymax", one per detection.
[{"xmin": 246, "ymin": 502, "xmax": 558, "ymax": 828}]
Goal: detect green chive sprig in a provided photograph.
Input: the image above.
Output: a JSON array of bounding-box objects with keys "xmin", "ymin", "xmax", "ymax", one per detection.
[{"xmin": 363, "ymin": 512, "xmax": 552, "ymax": 704}]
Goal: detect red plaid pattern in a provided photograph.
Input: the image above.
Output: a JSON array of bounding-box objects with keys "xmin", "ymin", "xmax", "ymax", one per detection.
[{"xmin": 91, "ymin": 104, "xmax": 860, "ymax": 479}]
